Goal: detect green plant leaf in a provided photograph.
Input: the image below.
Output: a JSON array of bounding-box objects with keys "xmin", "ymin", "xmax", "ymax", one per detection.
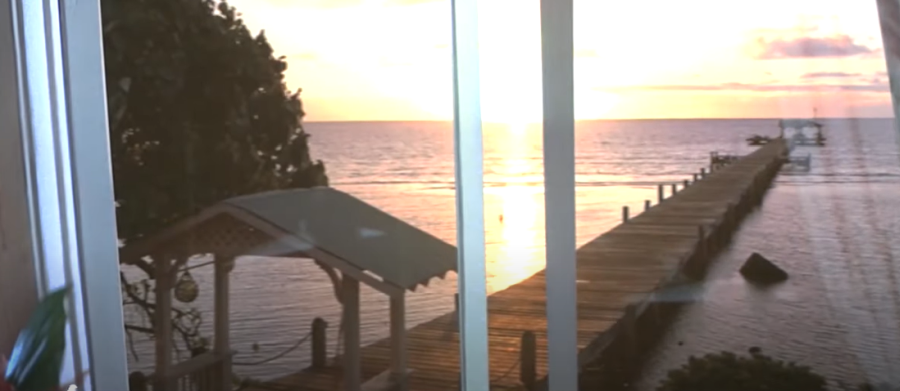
[{"xmin": 4, "ymin": 286, "xmax": 70, "ymax": 391}]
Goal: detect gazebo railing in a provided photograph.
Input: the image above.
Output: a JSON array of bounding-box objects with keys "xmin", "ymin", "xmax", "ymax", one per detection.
[{"xmin": 134, "ymin": 351, "xmax": 235, "ymax": 391}]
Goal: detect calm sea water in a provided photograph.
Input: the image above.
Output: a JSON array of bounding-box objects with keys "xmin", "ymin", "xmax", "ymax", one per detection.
[{"xmin": 123, "ymin": 118, "xmax": 900, "ymax": 388}]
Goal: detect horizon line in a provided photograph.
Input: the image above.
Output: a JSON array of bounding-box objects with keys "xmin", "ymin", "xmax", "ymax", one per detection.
[{"xmin": 304, "ymin": 117, "xmax": 895, "ymax": 124}]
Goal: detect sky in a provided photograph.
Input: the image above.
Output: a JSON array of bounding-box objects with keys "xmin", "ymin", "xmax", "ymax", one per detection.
[{"xmin": 227, "ymin": 0, "xmax": 893, "ymax": 121}]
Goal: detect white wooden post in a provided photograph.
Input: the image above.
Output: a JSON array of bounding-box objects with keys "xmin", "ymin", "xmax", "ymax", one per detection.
[
  {"xmin": 342, "ymin": 275, "xmax": 361, "ymax": 391},
  {"xmin": 214, "ymin": 256, "xmax": 232, "ymax": 391},
  {"xmin": 390, "ymin": 292, "xmax": 408, "ymax": 390},
  {"xmin": 154, "ymin": 258, "xmax": 174, "ymax": 391}
]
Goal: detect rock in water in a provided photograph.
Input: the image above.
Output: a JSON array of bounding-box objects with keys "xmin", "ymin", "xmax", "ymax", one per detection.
[{"xmin": 740, "ymin": 253, "xmax": 788, "ymax": 284}]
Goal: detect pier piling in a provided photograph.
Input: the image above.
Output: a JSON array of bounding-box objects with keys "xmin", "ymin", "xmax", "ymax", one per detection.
[
  {"xmin": 311, "ymin": 317, "xmax": 327, "ymax": 369},
  {"xmin": 520, "ymin": 331, "xmax": 537, "ymax": 390}
]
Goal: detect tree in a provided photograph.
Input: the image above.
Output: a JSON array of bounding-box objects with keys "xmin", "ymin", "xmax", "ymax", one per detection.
[{"xmin": 100, "ymin": 0, "xmax": 328, "ymax": 357}]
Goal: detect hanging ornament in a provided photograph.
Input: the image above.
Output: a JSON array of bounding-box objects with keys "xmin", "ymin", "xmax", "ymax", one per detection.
[{"xmin": 174, "ymin": 270, "xmax": 199, "ymax": 303}]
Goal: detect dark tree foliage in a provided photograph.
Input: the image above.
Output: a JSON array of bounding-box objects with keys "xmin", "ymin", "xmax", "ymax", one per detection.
[
  {"xmin": 103, "ymin": 0, "xmax": 327, "ymax": 244},
  {"xmin": 100, "ymin": 0, "xmax": 328, "ymax": 356},
  {"xmin": 657, "ymin": 351, "xmax": 828, "ymax": 391},
  {"xmin": 657, "ymin": 350, "xmax": 894, "ymax": 391}
]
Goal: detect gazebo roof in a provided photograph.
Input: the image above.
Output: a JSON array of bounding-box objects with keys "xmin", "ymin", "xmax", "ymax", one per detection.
[
  {"xmin": 778, "ymin": 119, "xmax": 823, "ymax": 129},
  {"xmin": 119, "ymin": 187, "xmax": 457, "ymax": 292}
]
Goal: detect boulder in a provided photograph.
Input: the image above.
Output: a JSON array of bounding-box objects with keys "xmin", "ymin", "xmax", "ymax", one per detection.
[{"xmin": 739, "ymin": 253, "xmax": 788, "ymax": 284}]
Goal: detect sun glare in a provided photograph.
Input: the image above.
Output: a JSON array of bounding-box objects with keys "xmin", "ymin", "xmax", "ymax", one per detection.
[{"xmin": 577, "ymin": 90, "xmax": 621, "ymax": 120}]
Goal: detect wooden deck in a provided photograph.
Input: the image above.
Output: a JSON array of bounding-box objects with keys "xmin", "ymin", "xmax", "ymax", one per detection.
[{"xmin": 251, "ymin": 140, "xmax": 788, "ymax": 391}]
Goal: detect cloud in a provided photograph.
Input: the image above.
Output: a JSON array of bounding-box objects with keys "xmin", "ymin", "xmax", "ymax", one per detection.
[
  {"xmin": 751, "ymin": 34, "xmax": 878, "ymax": 59},
  {"xmin": 801, "ymin": 72, "xmax": 861, "ymax": 78},
  {"xmin": 602, "ymin": 81, "xmax": 889, "ymax": 93}
]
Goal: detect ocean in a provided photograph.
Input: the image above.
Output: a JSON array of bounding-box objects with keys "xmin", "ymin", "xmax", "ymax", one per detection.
[{"xmin": 122, "ymin": 118, "xmax": 900, "ymax": 389}]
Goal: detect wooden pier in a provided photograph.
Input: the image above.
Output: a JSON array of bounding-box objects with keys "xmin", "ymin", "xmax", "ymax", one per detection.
[{"xmin": 252, "ymin": 140, "xmax": 789, "ymax": 391}]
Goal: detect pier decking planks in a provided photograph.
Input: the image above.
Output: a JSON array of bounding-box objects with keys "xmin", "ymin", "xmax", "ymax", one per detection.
[{"xmin": 252, "ymin": 141, "xmax": 787, "ymax": 391}]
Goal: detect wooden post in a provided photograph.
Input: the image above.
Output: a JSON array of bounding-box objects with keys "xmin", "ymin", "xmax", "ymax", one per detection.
[
  {"xmin": 693, "ymin": 173, "xmax": 698, "ymax": 182},
  {"xmin": 725, "ymin": 203, "xmax": 736, "ymax": 241},
  {"xmin": 213, "ymin": 256, "xmax": 233, "ymax": 391},
  {"xmin": 390, "ymin": 292, "xmax": 409, "ymax": 390},
  {"xmin": 342, "ymin": 275, "xmax": 361, "ymax": 391},
  {"xmin": 520, "ymin": 331, "xmax": 536, "ymax": 390},
  {"xmin": 657, "ymin": 184, "xmax": 664, "ymax": 203},
  {"xmin": 454, "ymin": 292, "xmax": 459, "ymax": 313},
  {"xmin": 622, "ymin": 206, "xmax": 629, "ymax": 222},
  {"xmin": 311, "ymin": 318, "xmax": 327, "ymax": 369},
  {"xmin": 697, "ymin": 225, "xmax": 707, "ymax": 260},
  {"xmin": 671, "ymin": 183, "xmax": 677, "ymax": 195},
  {"xmin": 128, "ymin": 372, "xmax": 148, "ymax": 391},
  {"xmin": 701, "ymin": 167, "xmax": 706, "ymax": 178},
  {"xmin": 683, "ymin": 179, "xmax": 689, "ymax": 188},
  {"xmin": 153, "ymin": 258, "xmax": 174, "ymax": 391},
  {"xmin": 644, "ymin": 199, "xmax": 651, "ymax": 211},
  {"xmin": 622, "ymin": 307, "xmax": 638, "ymax": 360}
]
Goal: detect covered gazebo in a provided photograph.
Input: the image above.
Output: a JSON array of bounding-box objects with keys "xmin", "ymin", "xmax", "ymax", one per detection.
[
  {"xmin": 119, "ymin": 187, "xmax": 458, "ymax": 391},
  {"xmin": 778, "ymin": 119, "xmax": 826, "ymax": 146}
]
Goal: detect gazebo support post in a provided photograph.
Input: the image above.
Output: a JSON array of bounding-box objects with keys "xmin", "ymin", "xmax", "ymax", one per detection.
[
  {"xmin": 390, "ymin": 291, "xmax": 409, "ymax": 391},
  {"xmin": 213, "ymin": 255, "xmax": 233, "ymax": 391},
  {"xmin": 153, "ymin": 257, "xmax": 174, "ymax": 391},
  {"xmin": 342, "ymin": 274, "xmax": 362, "ymax": 391}
]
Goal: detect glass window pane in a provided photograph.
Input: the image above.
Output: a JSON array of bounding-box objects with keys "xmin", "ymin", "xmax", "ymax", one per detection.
[
  {"xmin": 100, "ymin": 1, "xmax": 483, "ymax": 390},
  {"xmin": 574, "ymin": 2, "xmax": 900, "ymax": 390},
  {"xmin": 477, "ymin": 0, "xmax": 580, "ymax": 390}
]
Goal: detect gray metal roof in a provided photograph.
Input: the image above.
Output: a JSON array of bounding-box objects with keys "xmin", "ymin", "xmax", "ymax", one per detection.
[{"xmin": 223, "ymin": 187, "xmax": 457, "ymax": 291}]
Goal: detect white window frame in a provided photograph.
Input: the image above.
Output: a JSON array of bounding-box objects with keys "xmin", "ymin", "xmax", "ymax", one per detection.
[
  {"xmin": 877, "ymin": 0, "xmax": 900, "ymax": 134},
  {"xmin": 6, "ymin": 1, "xmax": 580, "ymax": 391},
  {"xmin": 4, "ymin": 0, "xmax": 129, "ymax": 390},
  {"xmin": 450, "ymin": 0, "xmax": 491, "ymax": 389},
  {"xmin": 451, "ymin": 0, "xmax": 578, "ymax": 389},
  {"xmin": 539, "ymin": 0, "xmax": 578, "ymax": 390}
]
